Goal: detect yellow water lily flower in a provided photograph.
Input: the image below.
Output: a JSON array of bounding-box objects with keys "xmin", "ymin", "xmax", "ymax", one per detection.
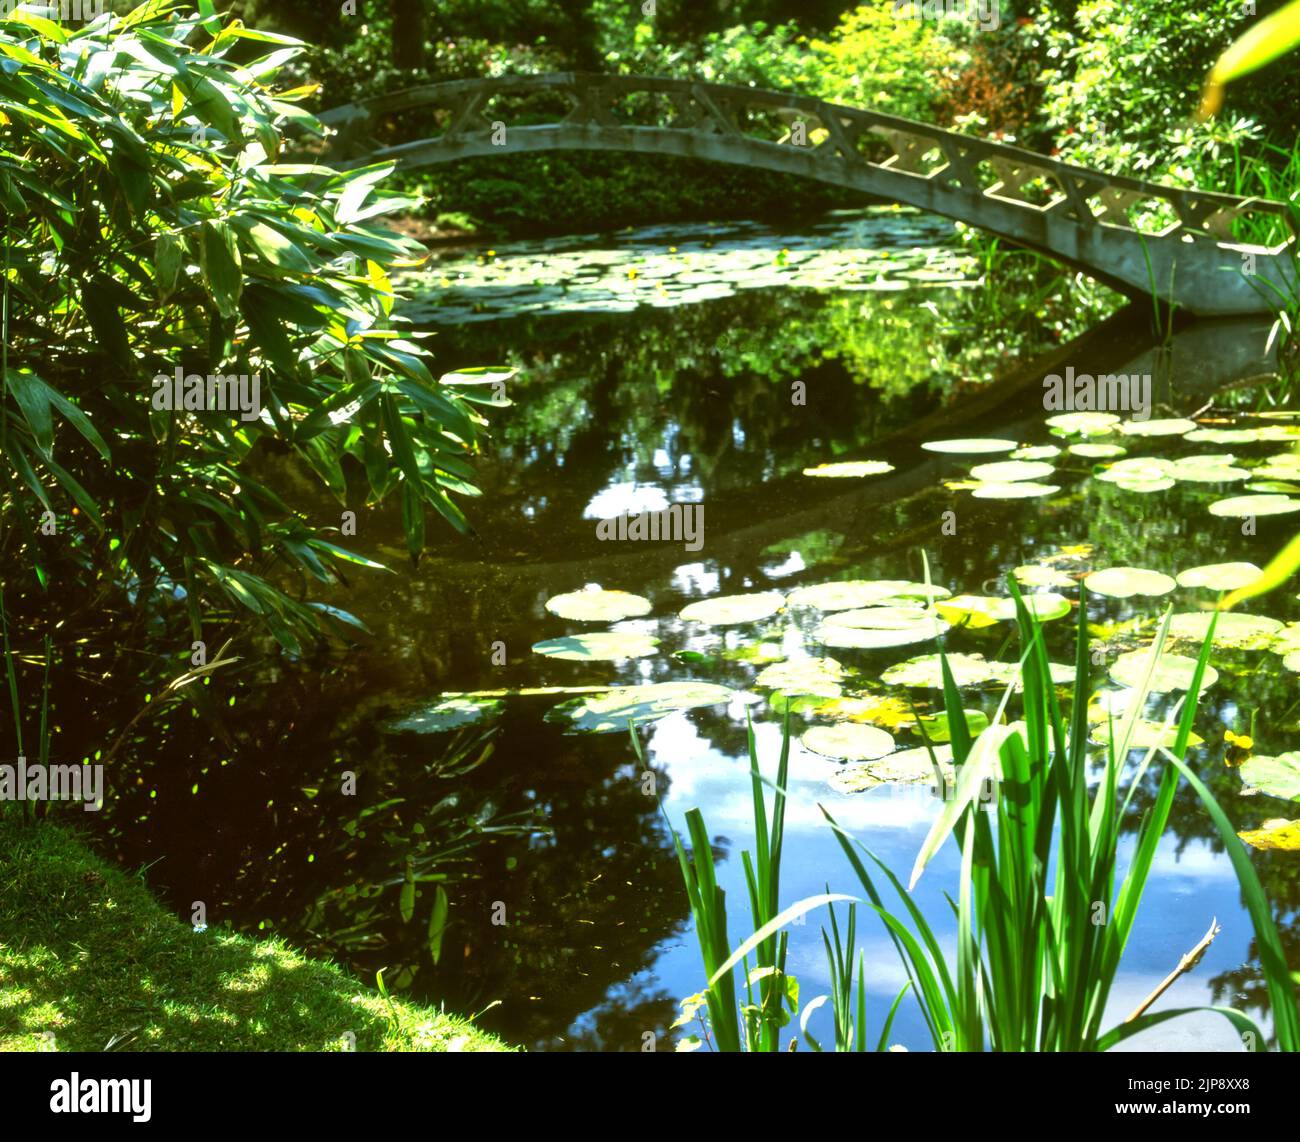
[{"xmin": 1224, "ymin": 730, "xmax": 1254, "ymax": 767}]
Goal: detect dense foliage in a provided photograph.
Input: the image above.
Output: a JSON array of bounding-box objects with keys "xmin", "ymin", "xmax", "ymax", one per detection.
[
  {"xmin": 231, "ymin": 1, "xmax": 1300, "ymax": 237},
  {"xmin": 0, "ymin": 2, "xmax": 496, "ymax": 654}
]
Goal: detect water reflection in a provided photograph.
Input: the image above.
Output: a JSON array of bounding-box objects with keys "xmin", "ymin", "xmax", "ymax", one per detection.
[{"xmin": 31, "ymin": 215, "xmax": 1298, "ymax": 1051}]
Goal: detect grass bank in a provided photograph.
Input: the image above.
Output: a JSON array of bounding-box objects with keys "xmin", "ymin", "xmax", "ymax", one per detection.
[{"xmin": 0, "ymin": 817, "xmax": 511, "ymax": 1052}]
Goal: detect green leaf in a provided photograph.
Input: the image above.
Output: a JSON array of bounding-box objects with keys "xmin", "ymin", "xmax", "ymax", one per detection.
[
  {"xmin": 1097, "ymin": 1006, "xmax": 1266, "ymax": 1052},
  {"xmin": 381, "ymin": 394, "xmax": 424, "ymax": 495},
  {"xmin": 5, "ymin": 369, "xmax": 53, "ymax": 456},
  {"xmin": 1220, "ymin": 533, "xmax": 1300, "ymax": 609},
  {"xmin": 1209, "ymin": 0, "xmax": 1300, "ymax": 87},
  {"xmin": 400, "ymin": 865, "xmax": 415, "ymax": 924},
  {"xmin": 154, "ymin": 232, "xmax": 183, "ymax": 300},
  {"xmin": 200, "ymin": 221, "xmax": 242, "ymax": 318},
  {"xmin": 400, "ymin": 481, "xmax": 425, "ymax": 561},
  {"xmin": 428, "ymin": 886, "xmax": 450, "ymax": 964},
  {"xmin": 238, "ymin": 219, "xmax": 313, "ymax": 273}
]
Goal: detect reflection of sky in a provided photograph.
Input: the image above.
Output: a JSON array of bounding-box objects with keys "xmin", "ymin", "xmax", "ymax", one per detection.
[
  {"xmin": 592, "ymin": 712, "xmax": 1263, "ymax": 1053},
  {"xmin": 366, "ymin": 240, "xmax": 1297, "ymax": 1049},
  {"xmin": 583, "ymin": 480, "xmax": 706, "ymax": 520}
]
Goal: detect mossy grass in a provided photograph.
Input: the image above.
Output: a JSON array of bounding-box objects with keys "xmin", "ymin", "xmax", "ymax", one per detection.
[{"xmin": 0, "ymin": 815, "xmax": 511, "ymax": 1053}]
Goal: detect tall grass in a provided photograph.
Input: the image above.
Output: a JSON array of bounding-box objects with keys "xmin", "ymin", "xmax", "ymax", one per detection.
[
  {"xmin": 658, "ymin": 577, "xmax": 1300, "ymax": 1051},
  {"xmin": 824, "ymin": 584, "xmax": 1278, "ymax": 1050},
  {"xmin": 637, "ymin": 711, "xmax": 856, "ymax": 1051}
]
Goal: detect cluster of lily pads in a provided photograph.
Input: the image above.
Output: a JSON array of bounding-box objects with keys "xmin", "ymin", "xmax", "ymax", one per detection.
[
  {"xmin": 403, "ymin": 210, "xmax": 972, "ymax": 325},
  {"xmin": 797, "ymin": 411, "xmax": 1300, "ymax": 519},
  {"xmin": 381, "ymin": 403, "xmax": 1300, "ymax": 848},
  {"xmin": 382, "ymin": 544, "xmax": 1294, "ymax": 822}
]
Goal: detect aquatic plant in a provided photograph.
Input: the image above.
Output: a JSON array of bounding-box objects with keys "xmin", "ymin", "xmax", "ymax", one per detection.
[
  {"xmin": 638, "ymin": 711, "xmax": 858, "ymax": 1052},
  {"xmin": 822, "ymin": 581, "xmax": 1300, "ymax": 1051},
  {"xmin": 657, "ymin": 576, "xmax": 1300, "ymax": 1051}
]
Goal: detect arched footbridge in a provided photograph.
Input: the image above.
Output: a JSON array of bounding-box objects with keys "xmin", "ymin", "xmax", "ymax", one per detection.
[{"xmin": 320, "ymin": 73, "xmax": 1295, "ymax": 317}]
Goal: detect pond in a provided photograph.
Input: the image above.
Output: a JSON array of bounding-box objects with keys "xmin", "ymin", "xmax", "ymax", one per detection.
[{"xmin": 72, "ymin": 207, "xmax": 1300, "ymax": 1052}]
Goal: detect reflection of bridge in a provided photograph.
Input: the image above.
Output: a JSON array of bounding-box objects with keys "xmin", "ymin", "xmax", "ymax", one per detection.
[{"xmin": 320, "ymin": 73, "xmax": 1295, "ymax": 317}]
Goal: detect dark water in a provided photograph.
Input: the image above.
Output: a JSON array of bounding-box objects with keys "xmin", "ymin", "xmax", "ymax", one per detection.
[{"xmin": 52, "ymin": 212, "xmax": 1300, "ymax": 1051}]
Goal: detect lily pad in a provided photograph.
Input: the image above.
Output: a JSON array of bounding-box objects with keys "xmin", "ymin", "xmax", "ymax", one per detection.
[
  {"xmin": 1088, "ymin": 718, "xmax": 1205, "ymax": 749},
  {"xmin": 721, "ymin": 641, "xmax": 787, "ymax": 665},
  {"xmin": 1237, "ymin": 819, "xmax": 1300, "ymax": 851},
  {"xmin": 1175, "ymin": 562, "xmax": 1262, "ymax": 591},
  {"xmin": 1117, "ymin": 418, "xmax": 1198, "ymax": 437},
  {"xmin": 532, "ymin": 631, "xmax": 660, "ymax": 661},
  {"xmin": 755, "ymin": 657, "xmax": 845, "ymax": 696},
  {"xmin": 1109, "ymin": 476, "xmax": 1176, "ymax": 493},
  {"xmin": 969, "ymin": 481, "xmax": 1060, "ymax": 500},
  {"xmin": 1185, "ymin": 427, "xmax": 1261, "ymax": 444},
  {"xmin": 1010, "ymin": 445, "xmax": 1061, "ymax": 461},
  {"xmin": 1046, "ymin": 412, "xmax": 1120, "ymax": 436},
  {"xmin": 921, "ymin": 438, "xmax": 1018, "ymax": 454},
  {"xmin": 823, "ymin": 604, "xmax": 942, "ymax": 630},
  {"xmin": 384, "ymin": 697, "xmax": 504, "ymax": 734},
  {"xmin": 937, "ymin": 593, "xmax": 1071, "ymax": 626},
  {"xmin": 1109, "ymin": 649, "xmax": 1219, "ymax": 692},
  {"xmin": 1239, "ymin": 753, "xmax": 1300, "ymax": 803},
  {"xmin": 816, "ymin": 608, "xmax": 948, "ymax": 649},
  {"xmin": 1094, "ymin": 457, "xmax": 1175, "ymax": 491},
  {"xmin": 1084, "ymin": 567, "xmax": 1176, "ymax": 599},
  {"xmin": 1270, "ymin": 624, "xmax": 1300, "ymax": 656},
  {"xmin": 813, "ymin": 694, "xmax": 916, "ymax": 730},
  {"xmin": 1247, "ymin": 480, "xmax": 1300, "ymax": 494},
  {"xmin": 1012, "ymin": 564, "xmax": 1077, "ymax": 589},
  {"xmin": 1252, "ymin": 453, "xmax": 1300, "ymax": 481},
  {"xmin": 679, "ymin": 591, "xmax": 785, "ymax": 625},
  {"xmin": 1068, "ymin": 442, "xmax": 1127, "ymax": 459},
  {"xmin": 829, "ymin": 744, "xmax": 955, "ymax": 792},
  {"xmin": 1002, "ymin": 661, "xmax": 1076, "ymax": 689},
  {"xmin": 544, "ymin": 587, "xmax": 652, "ymax": 622},
  {"xmin": 968, "ymin": 460, "xmax": 1056, "ymax": 483},
  {"xmin": 802, "ymin": 722, "xmax": 896, "ymax": 761},
  {"xmin": 1208, "ymin": 494, "xmax": 1300, "ymax": 518},
  {"xmin": 916, "ymin": 709, "xmax": 990, "ymax": 742},
  {"xmin": 802, "ymin": 460, "xmax": 895, "ymax": 478},
  {"xmin": 1167, "ymin": 611, "xmax": 1284, "ymax": 649},
  {"xmin": 548, "ymin": 681, "xmax": 735, "ymax": 734},
  {"xmin": 882, "ymin": 652, "xmax": 1004, "ymax": 688},
  {"xmin": 787, "ymin": 580, "xmax": 950, "ymax": 611},
  {"xmin": 1169, "ymin": 455, "xmax": 1250, "ymax": 483},
  {"xmin": 1257, "ymin": 425, "xmax": 1300, "ymax": 441}
]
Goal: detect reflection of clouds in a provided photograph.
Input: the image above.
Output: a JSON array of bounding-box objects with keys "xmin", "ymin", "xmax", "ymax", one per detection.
[
  {"xmin": 642, "ymin": 719, "xmax": 1255, "ymax": 1053},
  {"xmin": 1147, "ymin": 835, "xmax": 1239, "ymax": 881},
  {"xmin": 671, "ymin": 561, "xmax": 720, "ymax": 597},
  {"xmin": 582, "ymin": 475, "xmax": 704, "ymax": 521},
  {"xmin": 763, "ymin": 552, "xmax": 806, "ymax": 578},
  {"xmin": 584, "ymin": 481, "xmax": 668, "ymax": 519},
  {"xmin": 648, "ymin": 715, "xmax": 944, "ymax": 836},
  {"xmin": 1104, "ymin": 973, "xmax": 1251, "ymax": 1052}
]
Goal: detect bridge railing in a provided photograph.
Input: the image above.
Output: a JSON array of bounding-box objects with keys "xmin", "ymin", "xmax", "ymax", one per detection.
[{"xmin": 319, "ymin": 73, "xmax": 1294, "ymax": 252}]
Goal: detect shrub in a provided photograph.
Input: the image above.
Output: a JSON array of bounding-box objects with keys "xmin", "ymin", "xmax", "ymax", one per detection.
[{"xmin": 0, "ymin": 2, "xmax": 496, "ymax": 654}]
